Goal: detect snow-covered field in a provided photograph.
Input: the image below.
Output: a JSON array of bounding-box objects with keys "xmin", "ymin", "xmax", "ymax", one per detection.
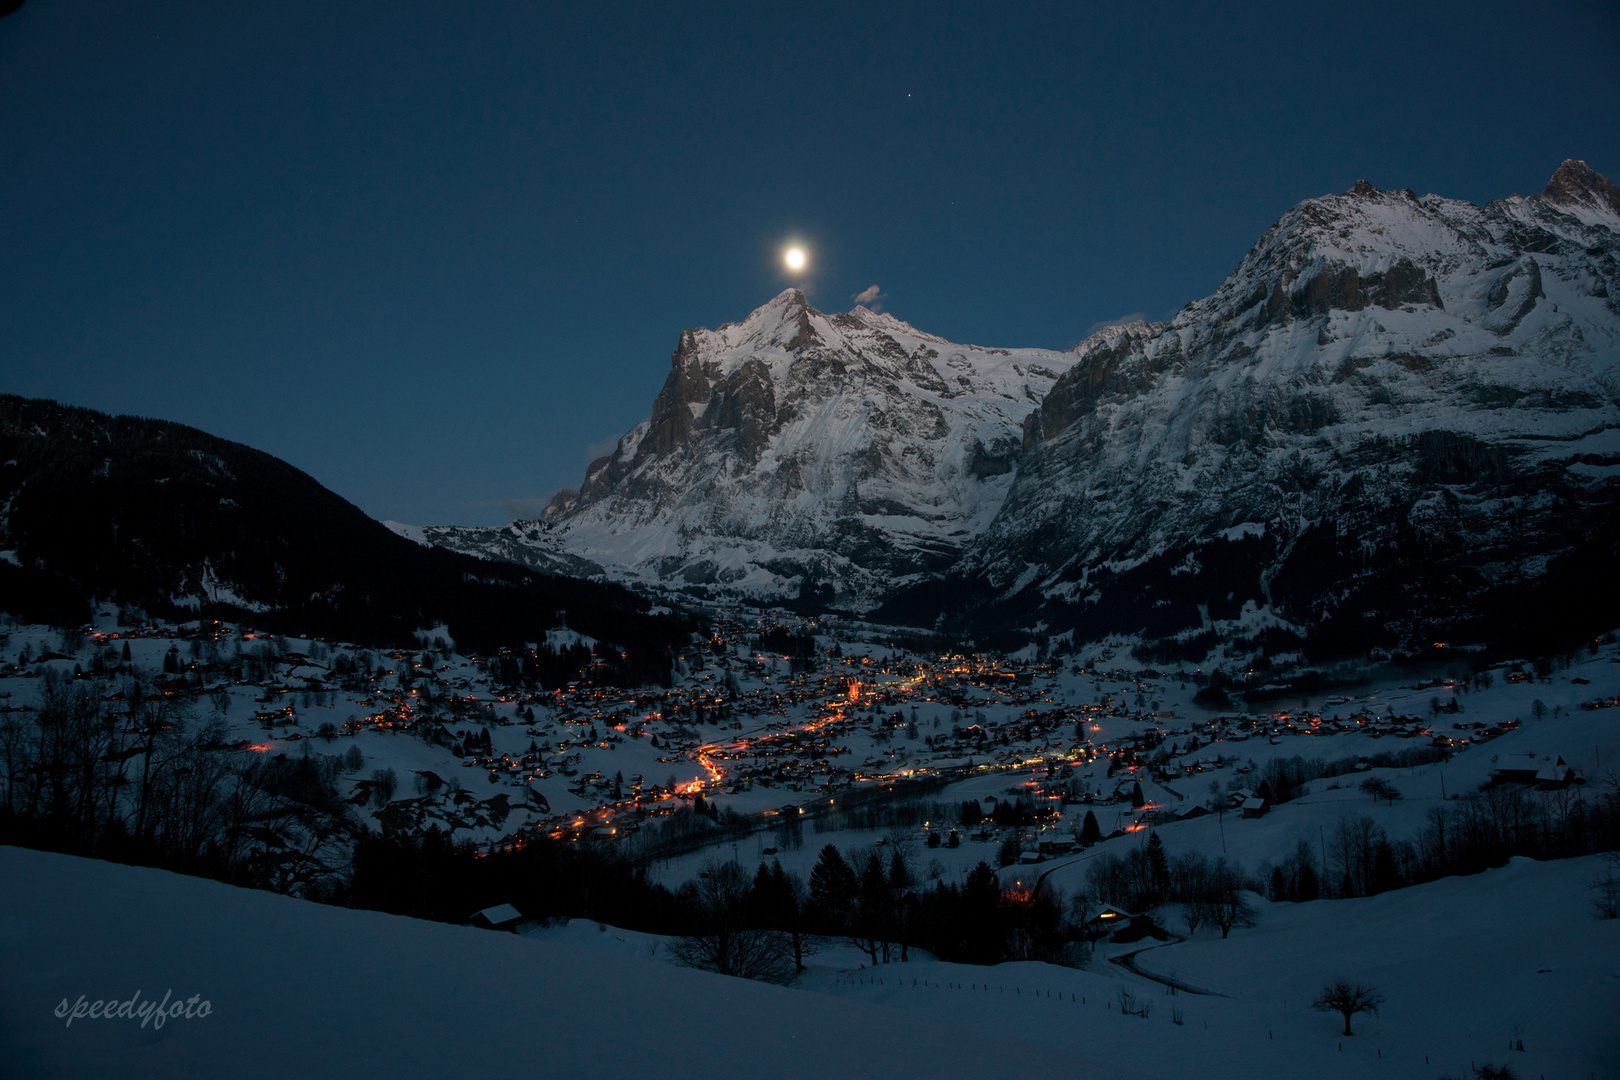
[
  {"xmin": 802, "ymin": 855, "xmax": 1620, "ymax": 1080},
  {"xmin": 5, "ymin": 844, "xmax": 1610, "ymax": 1079},
  {"xmin": 524, "ymin": 854, "xmax": 1620, "ymax": 1080},
  {"xmin": 0, "ymin": 846, "xmax": 1135, "ymax": 1080}
]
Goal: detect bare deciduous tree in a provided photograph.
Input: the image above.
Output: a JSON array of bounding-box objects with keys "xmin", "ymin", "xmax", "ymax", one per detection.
[
  {"xmin": 1588, "ymin": 851, "xmax": 1620, "ymax": 920},
  {"xmin": 668, "ymin": 860, "xmax": 795, "ymax": 984},
  {"xmin": 1359, "ymin": 777, "xmax": 1402, "ymax": 805},
  {"xmin": 1311, "ymin": 979, "xmax": 1385, "ymax": 1035},
  {"xmin": 1204, "ymin": 856, "xmax": 1257, "ymax": 938}
]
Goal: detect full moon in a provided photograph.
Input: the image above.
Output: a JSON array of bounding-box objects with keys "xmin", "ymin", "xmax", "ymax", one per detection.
[{"xmin": 784, "ymin": 247, "xmax": 806, "ymax": 271}]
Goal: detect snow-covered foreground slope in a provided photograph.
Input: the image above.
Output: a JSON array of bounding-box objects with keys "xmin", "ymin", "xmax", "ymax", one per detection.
[
  {"xmin": 0, "ymin": 847, "xmax": 1134, "ymax": 1080},
  {"xmin": 537, "ymin": 858, "xmax": 1620, "ymax": 1080},
  {"xmin": 1124, "ymin": 857, "xmax": 1620, "ymax": 1078}
]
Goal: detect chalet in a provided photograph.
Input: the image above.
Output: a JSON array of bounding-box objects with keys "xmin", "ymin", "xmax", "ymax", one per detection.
[
  {"xmin": 1109, "ymin": 914, "xmax": 1173, "ymax": 945},
  {"xmin": 1175, "ymin": 804, "xmax": 1212, "ymax": 821},
  {"xmin": 1037, "ymin": 834, "xmax": 1078, "ymax": 856},
  {"xmin": 1018, "ymin": 848, "xmax": 1045, "ymax": 864},
  {"xmin": 1083, "ymin": 906, "xmax": 1135, "ymax": 937},
  {"xmin": 470, "ymin": 903, "xmax": 524, "ymax": 933},
  {"xmin": 1240, "ymin": 796, "xmax": 1271, "ymax": 818},
  {"xmin": 1489, "ymin": 754, "xmax": 1581, "ymax": 788},
  {"xmin": 1536, "ymin": 758, "xmax": 1581, "ymax": 789},
  {"xmin": 1491, "ymin": 754, "xmax": 1549, "ymax": 785}
]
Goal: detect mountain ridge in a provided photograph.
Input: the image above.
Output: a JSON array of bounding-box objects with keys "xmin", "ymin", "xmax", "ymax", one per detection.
[
  {"xmin": 0, "ymin": 394, "xmax": 694, "ymax": 675},
  {"xmin": 418, "ymin": 160, "xmax": 1620, "ymax": 661},
  {"xmin": 883, "ymin": 163, "xmax": 1620, "ymax": 659}
]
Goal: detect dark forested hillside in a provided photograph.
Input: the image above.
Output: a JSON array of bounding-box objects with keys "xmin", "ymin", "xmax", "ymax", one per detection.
[{"xmin": 0, "ymin": 395, "xmax": 696, "ymax": 675}]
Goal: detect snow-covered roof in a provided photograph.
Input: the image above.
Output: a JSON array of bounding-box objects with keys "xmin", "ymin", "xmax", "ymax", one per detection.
[{"xmin": 475, "ymin": 903, "xmax": 522, "ymax": 925}]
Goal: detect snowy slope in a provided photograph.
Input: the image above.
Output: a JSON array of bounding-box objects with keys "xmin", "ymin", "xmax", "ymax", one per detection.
[
  {"xmin": 427, "ymin": 290, "xmax": 1078, "ymax": 608},
  {"xmin": 6, "ymin": 846, "xmax": 1611, "ymax": 1080},
  {"xmin": 809, "ymin": 856, "xmax": 1619, "ymax": 1080},
  {"xmin": 1124, "ymin": 856, "xmax": 1620, "ymax": 1078},
  {"xmin": 923, "ymin": 160, "xmax": 1620, "ymax": 654},
  {"xmin": 0, "ymin": 846, "xmax": 1135, "ymax": 1080},
  {"xmin": 517, "ymin": 858, "xmax": 1619, "ymax": 1080}
]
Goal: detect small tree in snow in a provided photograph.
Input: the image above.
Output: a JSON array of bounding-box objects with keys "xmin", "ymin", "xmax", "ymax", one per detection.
[
  {"xmin": 1359, "ymin": 777, "xmax": 1402, "ymax": 805},
  {"xmin": 1588, "ymin": 851, "xmax": 1620, "ymax": 919},
  {"xmin": 371, "ymin": 767, "xmax": 397, "ymax": 807},
  {"xmin": 1067, "ymin": 889, "xmax": 1099, "ymax": 954},
  {"xmin": 1311, "ymin": 979, "xmax": 1384, "ymax": 1036},
  {"xmin": 1204, "ymin": 857, "xmax": 1257, "ymax": 938}
]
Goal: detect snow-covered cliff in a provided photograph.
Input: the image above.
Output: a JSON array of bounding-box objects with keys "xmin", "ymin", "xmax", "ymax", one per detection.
[
  {"xmin": 430, "ymin": 290, "xmax": 1077, "ymax": 606},
  {"xmin": 913, "ymin": 161, "xmax": 1620, "ymax": 658}
]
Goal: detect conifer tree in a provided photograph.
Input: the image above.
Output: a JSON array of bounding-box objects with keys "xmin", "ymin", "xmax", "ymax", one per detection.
[
  {"xmin": 806, "ymin": 845, "xmax": 856, "ymax": 932},
  {"xmin": 1146, "ymin": 832, "xmax": 1171, "ymax": 900}
]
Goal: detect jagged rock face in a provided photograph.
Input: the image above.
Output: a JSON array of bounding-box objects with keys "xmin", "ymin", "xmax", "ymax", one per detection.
[
  {"xmin": 927, "ymin": 161, "xmax": 1620, "ymax": 658},
  {"xmin": 483, "ymin": 291, "xmax": 1077, "ymax": 606}
]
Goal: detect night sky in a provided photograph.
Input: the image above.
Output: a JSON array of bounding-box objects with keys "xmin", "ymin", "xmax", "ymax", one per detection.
[{"xmin": 1, "ymin": 1, "xmax": 1616, "ymax": 525}]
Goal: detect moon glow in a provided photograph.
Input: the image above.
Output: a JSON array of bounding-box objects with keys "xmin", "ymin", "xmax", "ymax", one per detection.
[{"xmin": 784, "ymin": 247, "xmax": 806, "ymax": 271}]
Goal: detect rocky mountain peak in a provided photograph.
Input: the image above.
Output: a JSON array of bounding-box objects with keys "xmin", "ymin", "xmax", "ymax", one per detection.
[
  {"xmin": 717, "ymin": 288, "xmax": 821, "ymax": 352},
  {"xmin": 913, "ymin": 159, "xmax": 1620, "ymax": 661},
  {"xmin": 1534, "ymin": 159, "xmax": 1620, "ymax": 222},
  {"xmin": 844, "ymin": 303, "xmax": 944, "ymax": 343},
  {"xmin": 479, "ymin": 289, "xmax": 1083, "ymax": 606}
]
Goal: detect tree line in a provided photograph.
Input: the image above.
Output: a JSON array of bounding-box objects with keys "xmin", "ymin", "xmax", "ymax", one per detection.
[
  {"xmin": 1309, "ymin": 777, "xmax": 1620, "ymax": 900},
  {"xmin": 0, "ymin": 670, "xmax": 354, "ymax": 896},
  {"xmin": 1080, "ymin": 832, "xmax": 1260, "ymax": 937}
]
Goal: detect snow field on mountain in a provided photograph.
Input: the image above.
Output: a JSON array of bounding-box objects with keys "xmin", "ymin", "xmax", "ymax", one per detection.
[{"xmin": 3, "ymin": 844, "xmax": 1609, "ymax": 1079}]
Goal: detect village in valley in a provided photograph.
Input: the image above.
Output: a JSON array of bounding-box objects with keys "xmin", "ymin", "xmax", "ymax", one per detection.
[{"xmin": 2, "ymin": 604, "xmax": 1612, "ymax": 884}]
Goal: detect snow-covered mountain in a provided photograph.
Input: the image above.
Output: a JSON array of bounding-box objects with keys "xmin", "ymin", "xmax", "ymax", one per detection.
[
  {"xmin": 891, "ymin": 160, "xmax": 1620, "ymax": 659},
  {"xmin": 420, "ymin": 160, "xmax": 1619, "ymax": 660},
  {"xmin": 424, "ymin": 290, "xmax": 1078, "ymax": 607}
]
